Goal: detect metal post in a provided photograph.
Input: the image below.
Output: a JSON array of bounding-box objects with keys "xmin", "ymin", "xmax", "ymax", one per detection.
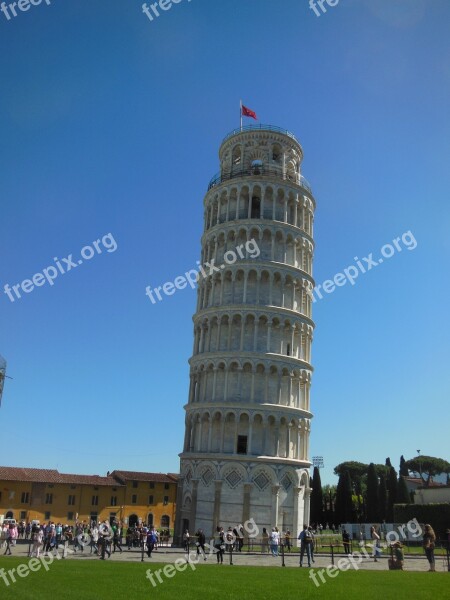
[
  {"xmin": 330, "ymin": 544, "xmax": 334, "ymax": 566},
  {"xmin": 141, "ymin": 539, "xmax": 145, "ymax": 562},
  {"xmin": 229, "ymin": 543, "xmax": 233, "ymax": 565},
  {"xmin": 281, "ymin": 541, "xmax": 285, "ymax": 567}
]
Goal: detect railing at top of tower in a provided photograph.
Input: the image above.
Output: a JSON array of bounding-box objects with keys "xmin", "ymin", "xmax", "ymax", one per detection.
[
  {"xmin": 221, "ymin": 124, "xmax": 300, "ymax": 145},
  {"xmin": 207, "ymin": 166, "xmax": 312, "ymax": 194}
]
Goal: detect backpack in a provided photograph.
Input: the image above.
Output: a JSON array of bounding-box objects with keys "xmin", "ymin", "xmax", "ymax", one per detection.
[{"xmin": 304, "ymin": 530, "xmax": 312, "ymax": 543}]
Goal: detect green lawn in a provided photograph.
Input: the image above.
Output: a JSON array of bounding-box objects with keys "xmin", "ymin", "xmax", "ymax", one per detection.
[{"xmin": 0, "ymin": 558, "xmax": 447, "ymax": 599}]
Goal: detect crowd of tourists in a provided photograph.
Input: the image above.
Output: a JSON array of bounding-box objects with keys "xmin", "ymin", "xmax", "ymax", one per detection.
[{"xmin": 0, "ymin": 520, "xmax": 170, "ymax": 560}]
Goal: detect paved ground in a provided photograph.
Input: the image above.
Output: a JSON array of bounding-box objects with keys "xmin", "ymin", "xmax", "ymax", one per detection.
[{"xmin": 2, "ymin": 542, "xmax": 449, "ymax": 573}]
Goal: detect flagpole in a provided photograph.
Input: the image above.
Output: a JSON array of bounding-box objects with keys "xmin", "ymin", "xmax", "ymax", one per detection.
[{"xmin": 240, "ymin": 99, "xmax": 242, "ymax": 131}]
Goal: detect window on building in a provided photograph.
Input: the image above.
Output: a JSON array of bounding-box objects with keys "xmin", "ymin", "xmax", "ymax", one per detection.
[
  {"xmin": 237, "ymin": 435, "xmax": 248, "ymax": 455},
  {"xmin": 0, "ymin": 492, "xmax": 2, "ymax": 502},
  {"xmin": 250, "ymin": 196, "xmax": 261, "ymax": 218},
  {"xmin": 21, "ymin": 492, "xmax": 29, "ymax": 504},
  {"xmin": 132, "ymin": 494, "xmax": 137, "ymax": 504},
  {"xmin": 94, "ymin": 486, "xmax": 99, "ymax": 491},
  {"xmin": 68, "ymin": 512, "xmax": 74, "ymax": 521},
  {"xmin": 20, "ymin": 511, "xmax": 26, "ymax": 520},
  {"xmin": 48, "ymin": 484, "xmax": 54, "ymax": 489},
  {"xmin": 163, "ymin": 496, "xmax": 169, "ymax": 506},
  {"xmin": 68, "ymin": 495, "xmax": 76, "ymax": 506},
  {"xmin": 70, "ymin": 485, "xmax": 76, "ymax": 490},
  {"xmin": 286, "ymin": 343, "xmax": 291, "ymax": 356},
  {"xmin": 132, "ymin": 481, "xmax": 138, "ymax": 488},
  {"xmin": 45, "ymin": 493, "xmax": 53, "ymax": 504},
  {"xmin": 161, "ymin": 515, "xmax": 170, "ymax": 528},
  {"xmin": 44, "ymin": 512, "xmax": 51, "ymax": 521},
  {"xmin": 148, "ymin": 495, "xmax": 154, "ymax": 504},
  {"xmin": 164, "ymin": 483, "xmax": 169, "ymax": 490},
  {"xmin": 90, "ymin": 512, "xmax": 98, "ymax": 523},
  {"xmin": 111, "ymin": 496, "xmax": 117, "ymax": 506},
  {"xmin": 149, "ymin": 482, "xmax": 155, "ymax": 489},
  {"xmin": 92, "ymin": 495, "xmax": 99, "ymax": 506}
]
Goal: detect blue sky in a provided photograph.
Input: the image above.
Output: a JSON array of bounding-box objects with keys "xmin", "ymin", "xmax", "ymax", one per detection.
[{"xmin": 0, "ymin": 0, "xmax": 449, "ymax": 485}]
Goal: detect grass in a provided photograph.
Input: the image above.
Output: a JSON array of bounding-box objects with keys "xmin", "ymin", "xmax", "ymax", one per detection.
[{"xmin": 0, "ymin": 558, "xmax": 448, "ymax": 599}]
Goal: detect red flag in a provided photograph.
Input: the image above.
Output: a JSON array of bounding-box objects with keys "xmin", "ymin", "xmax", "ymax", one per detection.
[{"xmin": 241, "ymin": 104, "xmax": 258, "ymax": 120}]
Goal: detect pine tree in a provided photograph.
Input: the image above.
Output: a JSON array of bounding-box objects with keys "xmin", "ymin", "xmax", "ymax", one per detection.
[
  {"xmin": 397, "ymin": 476, "xmax": 411, "ymax": 504},
  {"xmin": 387, "ymin": 467, "xmax": 398, "ymax": 521},
  {"xmin": 310, "ymin": 467, "xmax": 324, "ymax": 526},
  {"xmin": 378, "ymin": 473, "xmax": 387, "ymax": 521},
  {"xmin": 335, "ymin": 470, "xmax": 353, "ymax": 524},
  {"xmin": 399, "ymin": 455, "xmax": 408, "ymax": 477},
  {"xmin": 385, "ymin": 457, "xmax": 392, "ymax": 468},
  {"xmin": 366, "ymin": 463, "xmax": 379, "ymax": 522}
]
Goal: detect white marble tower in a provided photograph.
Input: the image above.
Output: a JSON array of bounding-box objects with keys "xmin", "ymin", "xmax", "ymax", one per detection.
[{"xmin": 175, "ymin": 124, "xmax": 315, "ymax": 540}]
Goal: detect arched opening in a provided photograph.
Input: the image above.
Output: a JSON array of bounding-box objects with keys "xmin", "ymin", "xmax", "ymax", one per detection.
[
  {"xmin": 250, "ymin": 196, "xmax": 261, "ymax": 218},
  {"xmin": 147, "ymin": 513, "xmax": 153, "ymax": 527},
  {"xmin": 128, "ymin": 514, "xmax": 139, "ymax": 528},
  {"xmin": 161, "ymin": 515, "xmax": 170, "ymax": 529},
  {"xmin": 5, "ymin": 511, "xmax": 13, "ymax": 519}
]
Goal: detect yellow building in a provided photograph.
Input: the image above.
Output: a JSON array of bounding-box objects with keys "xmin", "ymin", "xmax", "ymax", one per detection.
[{"xmin": 0, "ymin": 466, "xmax": 178, "ymax": 530}]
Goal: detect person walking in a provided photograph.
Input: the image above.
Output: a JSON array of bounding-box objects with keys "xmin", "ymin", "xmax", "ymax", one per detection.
[
  {"xmin": 370, "ymin": 525, "xmax": 380, "ymax": 562},
  {"xmin": 298, "ymin": 524, "xmax": 312, "ymax": 567},
  {"xmin": 270, "ymin": 527, "xmax": 279, "ymax": 557},
  {"xmin": 261, "ymin": 527, "xmax": 269, "ymax": 554},
  {"xmin": 3, "ymin": 527, "xmax": 13, "ymax": 555},
  {"xmin": 342, "ymin": 528, "xmax": 351, "ymax": 555},
  {"xmin": 423, "ymin": 524, "xmax": 436, "ymax": 572},
  {"xmin": 183, "ymin": 529, "xmax": 190, "ymax": 553},
  {"xmin": 284, "ymin": 530, "xmax": 292, "ymax": 553},
  {"xmin": 113, "ymin": 526, "xmax": 123, "ymax": 553},
  {"xmin": 195, "ymin": 528, "xmax": 207, "ymax": 560},
  {"xmin": 308, "ymin": 526, "xmax": 316, "ymax": 563},
  {"xmin": 215, "ymin": 527, "xmax": 225, "ymax": 564},
  {"xmin": 146, "ymin": 529, "xmax": 156, "ymax": 558}
]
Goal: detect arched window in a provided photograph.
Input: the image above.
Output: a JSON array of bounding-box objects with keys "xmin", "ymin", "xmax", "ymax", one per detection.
[
  {"xmin": 250, "ymin": 196, "xmax": 261, "ymax": 219},
  {"xmin": 272, "ymin": 144, "xmax": 282, "ymax": 163},
  {"xmin": 161, "ymin": 515, "xmax": 170, "ymax": 528},
  {"xmin": 232, "ymin": 146, "xmax": 242, "ymax": 165},
  {"xmin": 147, "ymin": 513, "xmax": 153, "ymax": 527}
]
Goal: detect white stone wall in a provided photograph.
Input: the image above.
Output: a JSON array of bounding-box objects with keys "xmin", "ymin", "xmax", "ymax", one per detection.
[{"xmin": 175, "ymin": 126, "xmax": 315, "ymax": 542}]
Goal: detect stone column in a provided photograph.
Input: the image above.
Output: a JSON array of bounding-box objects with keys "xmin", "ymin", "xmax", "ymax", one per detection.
[
  {"xmin": 271, "ymin": 485, "xmax": 280, "ymax": 527},
  {"xmin": 212, "ymin": 481, "xmax": 222, "ymax": 537},
  {"xmin": 173, "ymin": 475, "xmax": 185, "ymax": 544},
  {"xmin": 243, "ymin": 483, "xmax": 252, "ymax": 533},
  {"xmin": 189, "ymin": 480, "xmax": 199, "ymax": 534}
]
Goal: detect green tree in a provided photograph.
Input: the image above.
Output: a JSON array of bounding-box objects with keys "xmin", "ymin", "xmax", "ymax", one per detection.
[
  {"xmin": 310, "ymin": 467, "xmax": 324, "ymax": 525},
  {"xmin": 387, "ymin": 467, "xmax": 398, "ymax": 521},
  {"xmin": 399, "ymin": 455, "xmax": 408, "ymax": 477},
  {"xmin": 334, "ymin": 461, "xmax": 368, "ymax": 481},
  {"xmin": 378, "ymin": 473, "xmax": 387, "ymax": 521},
  {"xmin": 397, "ymin": 476, "xmax": 411, "ymax": 504},
  {"xmin": 385, "ymin": 457, "xmax": 392, "ymax": 468},
  {"xmin": 404, "ymin": 456, "xmax": 450, "ymax": 486},
  {"xmin": 366, "ymin": 463, "xmax": 379, "ymax": 522},
  {"xmin": 335, "ymin": 470, "xmax": 353, "ymax": 524}
]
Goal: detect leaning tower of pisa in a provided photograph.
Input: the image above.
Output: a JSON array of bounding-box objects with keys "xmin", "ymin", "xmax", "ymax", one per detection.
[{"xmin": 174, "ymin": 124, "xmax": 315, "ymax": 540}]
